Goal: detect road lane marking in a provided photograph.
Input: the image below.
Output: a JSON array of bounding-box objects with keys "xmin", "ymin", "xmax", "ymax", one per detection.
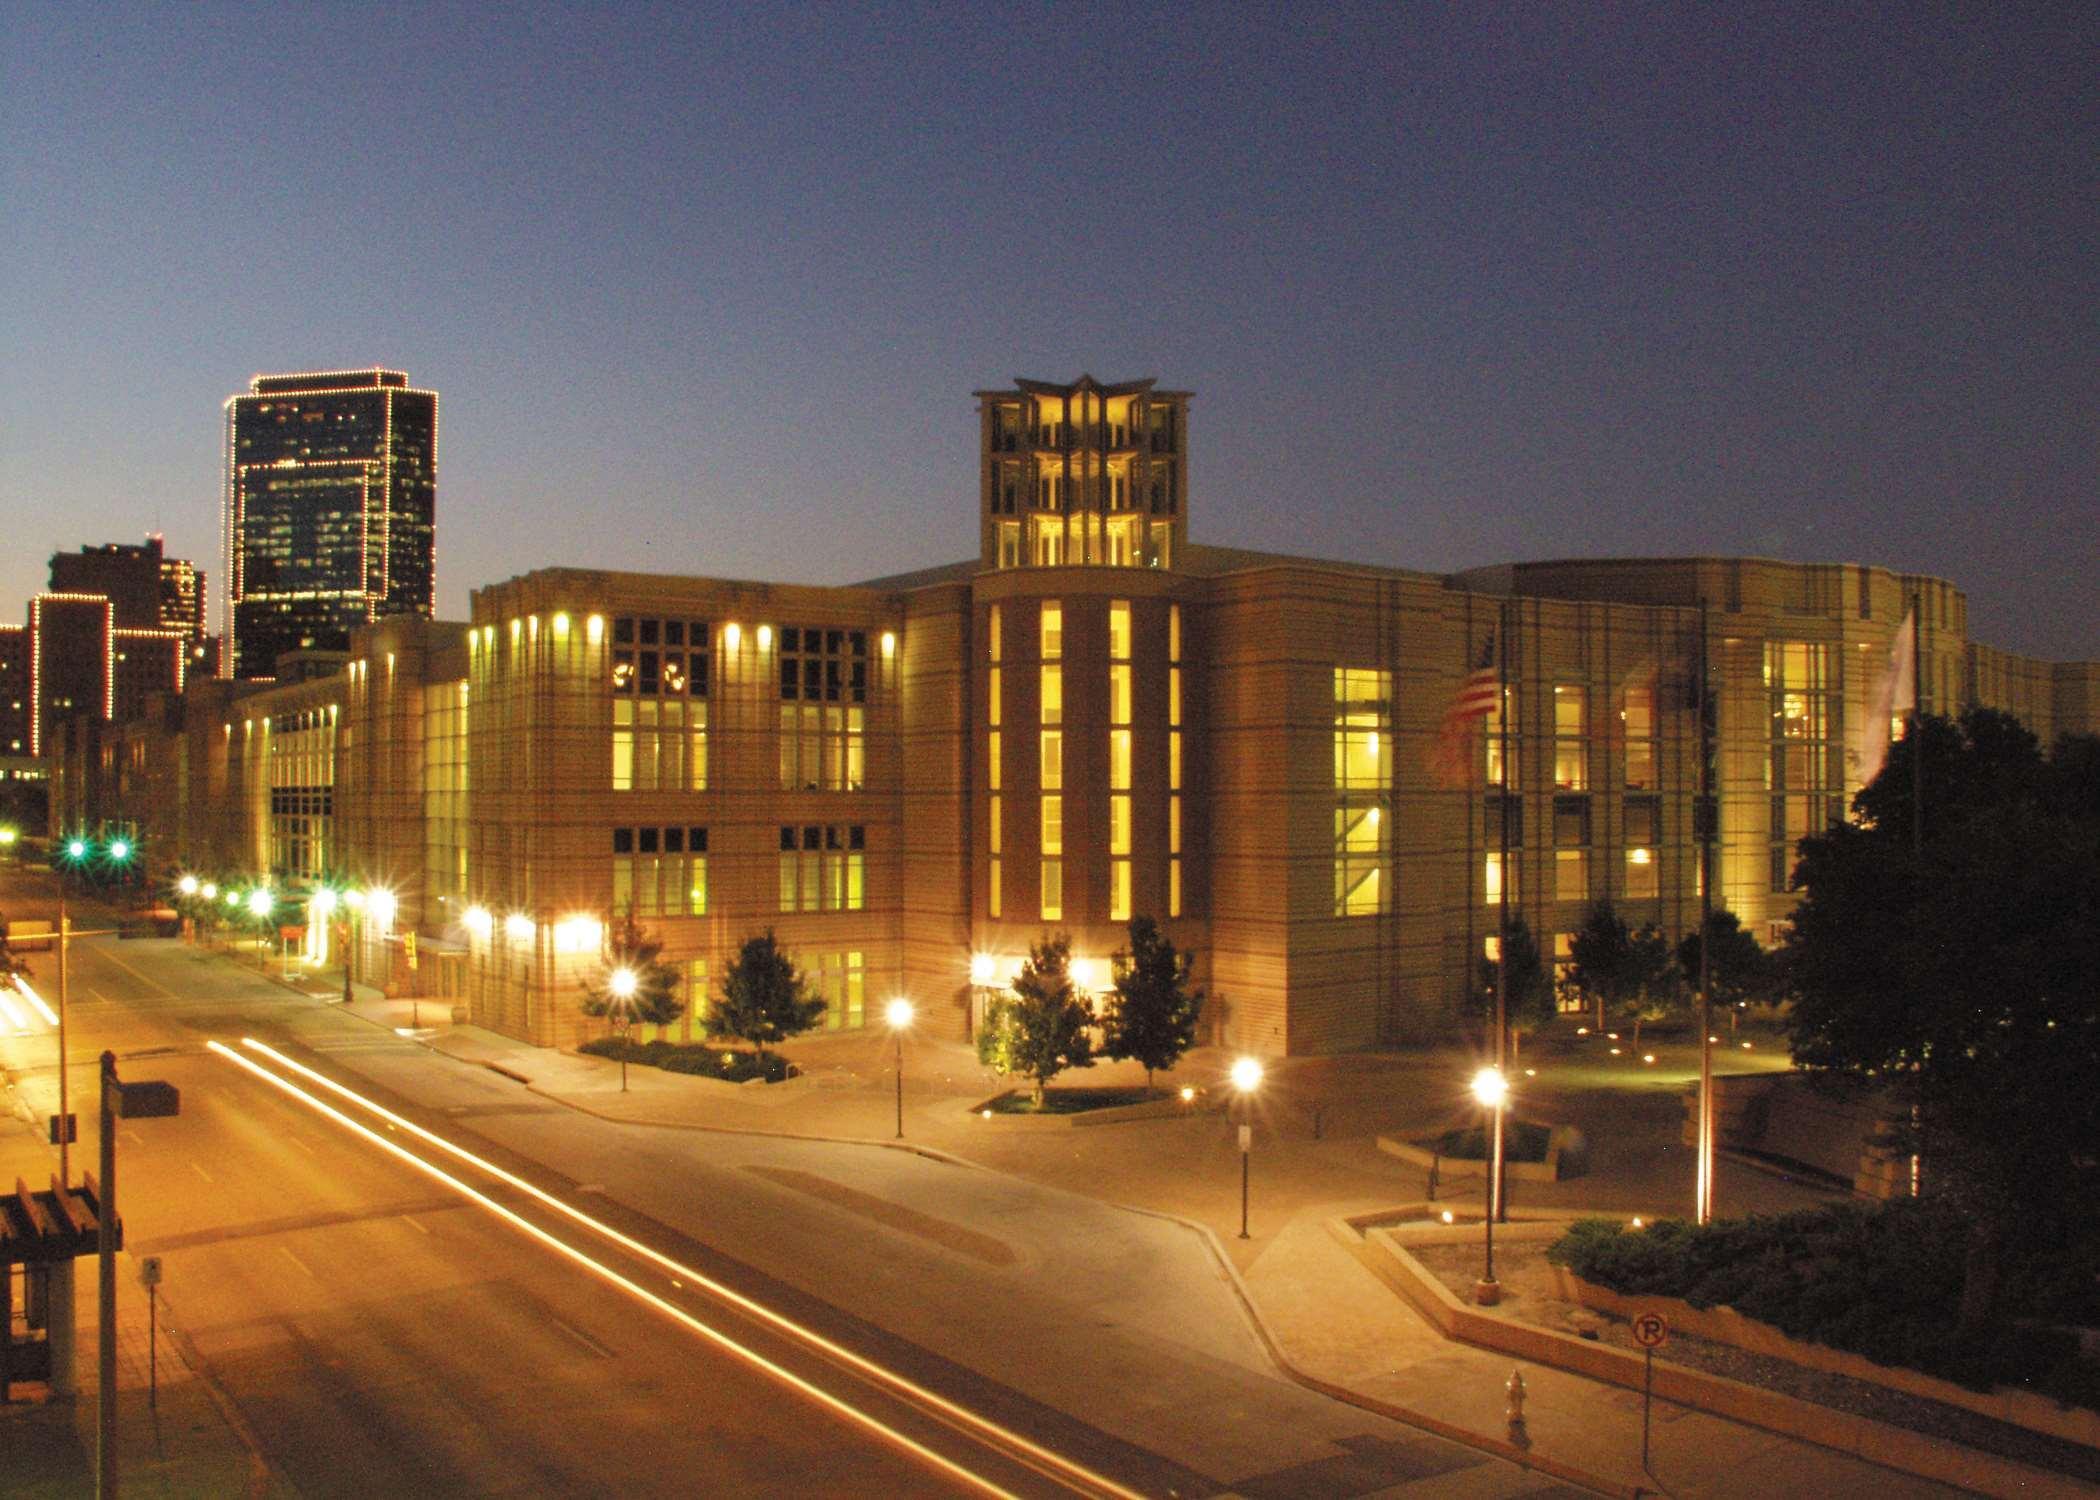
[
  {"xmin": 234, "ymin": 1036, "xmax": 1145, "ymax": 1500},
  {"xmin": 211, "ymin": 1040, "xmax": 1036, "ymax": 1500},
  {"xmin": 547, "ymin": 1316, "xmax": 615, "ymax": 1359},
  {"xmin": 82, "ymin": 944, "xmax": 182, "ymax": 999},
  {"xmin": 289, "ymin": 1135, "xmax": 318, "ymax": 1156},
  {"xmin": 403, "ymin": 1215, "xmax": 431, "ymax": 1236},
  {"xmin": 278, "ymin": 1245, "xmax": 316, "ymax": 1278},
  {"xmin": 191, "ymin": 1162, "xmax": 216, "ymax": 1184}
]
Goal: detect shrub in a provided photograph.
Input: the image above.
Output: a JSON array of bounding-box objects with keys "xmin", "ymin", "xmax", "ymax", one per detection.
[
  {"xmin": 578, "ymin": 1036, "xmax": 789, "ymax": 1083},
  {"xmin": 1428, "ymin": 1119, "xmax": 1553, "ymax": 1163},
  {"xmin": 1546, "ymin": 1202, "xmax": 2100, "ymax": 1403}
]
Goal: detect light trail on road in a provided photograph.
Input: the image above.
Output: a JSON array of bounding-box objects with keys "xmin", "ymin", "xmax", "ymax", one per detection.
[
  {"xmin": 0, "ymin": 986, "xmax": 28, "ymax": 1034},
  {"xmin": 12, "ymin": 976, "xmax": 60, "ymax": 1027},
  {"xmin": 213, "ymin": 1039, "xmax": 1138, "ymax": 1500}
]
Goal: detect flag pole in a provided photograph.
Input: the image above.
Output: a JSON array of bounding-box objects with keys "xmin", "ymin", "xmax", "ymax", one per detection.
[
  {"xmin": 1910, "ymin": 592, "xmax": 1924, "ymax": 856},
  {"xmin": 1493, "ymin": 596, "xmax": 1511, "ymax": 1223},
  {"xmin": 1695, "ymin": 599, "xmax": 1714, "ymax": 1225}
]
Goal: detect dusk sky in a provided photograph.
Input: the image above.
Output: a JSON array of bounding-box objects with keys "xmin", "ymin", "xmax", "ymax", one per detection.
[{"xmin": 4, "ymin": 3, "xmax": 2093, "ymax": 659}]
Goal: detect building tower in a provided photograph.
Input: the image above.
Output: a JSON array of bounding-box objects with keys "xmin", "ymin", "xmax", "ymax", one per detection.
[
  {"xmin": 223, "ymin": 369, "xmax": 437, "ymax": 679},
  {"xmin": 974, "ymin": 376, "xmax": 1190, "ymax": 572},
  {"xmin": 967, "ymin": 377, "xmax": 1201, "ymax": 1003}
]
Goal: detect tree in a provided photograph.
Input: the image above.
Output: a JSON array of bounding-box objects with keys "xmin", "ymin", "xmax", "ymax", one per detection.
[
  {"xmin": 1475, "ymin": 914, "xmax": 1553, "ymax": 1059},
  {"xmin": 990, "ymin": 933, "xmax": 1095, "ymax": 1106},
  {"xmin": 707, "ymin": 931, "xmax": 825, "ymax": 1065},
  {"xmin": 1676, "ymin": 908, "xmax": 1774, "ymax": 1027},
  {"xmin": 1562, "ymin": 902, "xmax": 1674, "ymax": 1046},
  {"xmin": 581, "ymin": 910, "xmax": 685, "ymax": 1038},
  {"xmin": 1102, "ymin": 916, "xmax": 1203, "ymax": 1091},
  {"xmin": 1785, "ymin": 711, "xmax": 2100, "ymax": 1333}
]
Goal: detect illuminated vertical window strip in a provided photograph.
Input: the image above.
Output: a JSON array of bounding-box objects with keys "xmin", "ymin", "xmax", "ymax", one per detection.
[
  {"xmin": 1170, "ymin": 604, "xmax": 1182, "ymax": 916},
  {"xmin": 1040, "ymin": 602, "xmax": 1061, "ymax": 659},
  {"xmin": 988, "ymin": 603, "xmax": 1002, "ymax": 917},
  {"xmin": 1039, "ymin": 600, "xmax": 1061, "ymax": 920}
]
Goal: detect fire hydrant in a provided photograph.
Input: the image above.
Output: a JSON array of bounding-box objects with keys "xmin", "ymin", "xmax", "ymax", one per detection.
[{"xmin": 1505, "ymin": 1367, "xmax": 1528, "ymax": 1428}]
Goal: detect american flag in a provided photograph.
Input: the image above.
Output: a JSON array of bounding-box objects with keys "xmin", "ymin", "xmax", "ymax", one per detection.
[{"xmin": 1431, "ymin": 634, "xmax": 1500, "ymax": 787}]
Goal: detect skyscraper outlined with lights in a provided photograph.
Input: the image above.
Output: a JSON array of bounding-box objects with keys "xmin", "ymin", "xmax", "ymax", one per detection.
[{"xmin": 223, "ymin": 369, "xmax": 436, "ymax": 679}]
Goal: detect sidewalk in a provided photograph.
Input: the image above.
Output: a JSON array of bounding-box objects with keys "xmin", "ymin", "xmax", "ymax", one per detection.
[
  {"xmin": 0, "ymin": 1068, "xmax": 286, "ymax": 1497},
  {"xmin": 325, "ymin": 1000, "xmax": 2032, "ymax": 1498}
]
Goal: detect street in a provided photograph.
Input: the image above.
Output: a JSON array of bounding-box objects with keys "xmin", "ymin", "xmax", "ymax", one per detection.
[{"xmin": 1, "ymin": 873, "xmax": 1585, "ymax": 1498}]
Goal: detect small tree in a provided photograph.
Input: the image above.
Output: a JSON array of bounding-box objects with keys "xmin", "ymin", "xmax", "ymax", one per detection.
[
  {"xmin": 1564, "ymin": 901, "xmax": 1674, "ymax": 1045},
  {"xmin": 1676, "ymin": 908, "xmax": 1774, "ymax": 1028},
  {"xmin": 1003, "ymin": 933, "xmax": 1095, "ymax": 1106},
  {"xmin": 581, "ymin": 910, "xmax": 685, "ymax": 1040},
  {"xmin": 708, "ymin": 930, "xmax": 825, "ymax": 1067},
  {"xmin": 1102, "ymin": 916, "xmax": 1202, "ymax": 1092},
  {"xmin": 1476, "ymin": 914, "xmax": 1553, "ymax": 1059},
  {"xmin": 1619, "ymin": 923, "xmax": 1676, "ymax": 1049}
]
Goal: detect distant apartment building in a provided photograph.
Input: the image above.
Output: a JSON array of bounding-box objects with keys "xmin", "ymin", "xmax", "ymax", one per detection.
[
  {"xmin": 223, "ymin": 369, "xmax": 437, "ymax": 679},
  {"xmin": 49, "ymin": 534, "xmax": 208, "ymax": 639},
  {"xmin": 76, "ymin": 374, "xmax": 2099, "ymax": 1055}
]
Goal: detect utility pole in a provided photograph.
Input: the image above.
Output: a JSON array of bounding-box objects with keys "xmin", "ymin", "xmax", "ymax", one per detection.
[
  {"xmin": 97, "ymin": 1051, "xmax": 118, "ymax": 1500},
  {"xmin": 58, "ymin": 890, "xmax": 71, "ymax": 1188}
]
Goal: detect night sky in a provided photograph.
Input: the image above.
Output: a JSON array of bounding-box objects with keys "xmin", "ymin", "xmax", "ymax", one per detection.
[{"xmin": 4, "ymin": 4, "xmax": 2093, "ymax": 659}]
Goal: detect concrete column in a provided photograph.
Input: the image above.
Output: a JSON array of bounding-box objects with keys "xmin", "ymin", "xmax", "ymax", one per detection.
[{"xmin": 48, "ymin": 1259, "xmax": 77, "ymax": 1397}]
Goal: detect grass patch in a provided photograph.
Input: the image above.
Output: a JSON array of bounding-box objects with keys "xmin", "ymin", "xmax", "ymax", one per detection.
[
  {"xmin": 979, "ymin": 1086, "xmax": 1170, "ymax": 1116},
  {"xmin": 1548, "ymin": 1200, "xmax": 2100, "ymax": 1406},
  {"xmin": 1425, "ymin": 1119, "xmax": 1553, "ymax": 1163},
  {"xmin": 578, "ymin": 1035, "xmax": 792, "ymax": 1083}
]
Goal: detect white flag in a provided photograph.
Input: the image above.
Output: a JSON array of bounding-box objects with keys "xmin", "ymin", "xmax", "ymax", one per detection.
[{"xmin": 1852, "ymin": 610, "xmax": 1916, "ymax": 789}]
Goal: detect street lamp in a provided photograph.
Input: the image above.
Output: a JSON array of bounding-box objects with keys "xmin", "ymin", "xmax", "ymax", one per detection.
[
  {"xmin": 1472, "ymin": 1065, "xmax": 1509, "ymax": 1304},
  {"xmin": 1230, "ymin": 1056, "xmax": 1264, "ymax": 1239},
  {"xmin": 885, "ymin": 998, "xmax": 915, "ymax": 1138},
  {"xmin": 608, "ymin": 966, "xmax": 639, "ymax": 1092},
  {"xmin": 247, "ymin": 887, "xmax": 273, "ymax": 969}
]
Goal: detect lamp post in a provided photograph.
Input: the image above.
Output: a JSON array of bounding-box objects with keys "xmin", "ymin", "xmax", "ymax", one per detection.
[
  {"xmin": 247, "ymin": 886, "xmax": 274, "ymax": 971},
  {"xmin": 1230, "ymin": 1056, "xmax": 1264, "ymax": 1239},
  {"xmin": 341, "ymin": 888, "xmax": 366, "ymax": 1004},
  {"xmin": 885, "ymin": 998, "xmax": 915, "ymax": 1138},
  {"xmin": 1472, "ymin": 1065, "xmax": 1509, "ymax": 1304},
  {"xmin": 607, "ymin": 967, "xmax": 638, "ymax": 1092}
]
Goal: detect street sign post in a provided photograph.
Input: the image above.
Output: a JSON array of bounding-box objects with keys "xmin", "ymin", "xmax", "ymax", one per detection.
[
  {"xmin": 1631, "ymin": 1311, "xmax": 1669, "ymax": 1472},
  {"xmin": 138, "ymin": 1256, "xmax": 162, "ymax": 1410}
]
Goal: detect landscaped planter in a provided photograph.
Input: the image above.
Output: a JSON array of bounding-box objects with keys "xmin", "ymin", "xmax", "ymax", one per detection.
[
  {"xmin": 1553, "ymin": 1264, "xmax": 2100, "ymax": 1450},
  {"xmin": 1377, "ymin": 1121, "xmax": 1587, "ymax": 1182},
  {"xmin": 969, "ymin": 1087, "xmax": 1212, "ymax": 1127}
]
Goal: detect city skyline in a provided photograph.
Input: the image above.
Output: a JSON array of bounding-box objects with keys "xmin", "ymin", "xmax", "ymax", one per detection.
[{"xmin": 4, "ymin": 5, "xmax": 2094, "ymax": 663}]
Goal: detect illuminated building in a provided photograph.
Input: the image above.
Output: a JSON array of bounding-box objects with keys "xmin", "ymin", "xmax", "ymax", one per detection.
[
  {"xmin": 79, "ymin": 375, "xmax": 2100, "ymax": 1053},
  {"xmin": 49, "ymin": 535, "xmax": 207, "ymax": 638},
  {"xmin": 223, "ymin": 369, "xmax": 437, "ymax": 680}
]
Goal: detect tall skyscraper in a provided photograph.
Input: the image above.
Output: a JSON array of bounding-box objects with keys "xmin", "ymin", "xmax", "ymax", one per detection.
[{"xmin": 223, "ymin": 368, "xmax": 437, "ymax": 679}]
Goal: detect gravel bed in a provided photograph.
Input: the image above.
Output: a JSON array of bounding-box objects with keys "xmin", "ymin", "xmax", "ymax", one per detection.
[{"xmin": 1408, "ymin": 1239, "xmax": 2100, "ymax": 1484}]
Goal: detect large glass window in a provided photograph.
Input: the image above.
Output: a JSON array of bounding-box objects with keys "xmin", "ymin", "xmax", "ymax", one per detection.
[
  {"xmin": 1334, "ymin": 805, "xmax": 1386, "ymax": 916},
  {"xmin": 613, "ymin": 826, "xmax": 707, "ymax": 917},
  {"xmin": 611, "ymin": 617, "xmax": 708, "ymax": 791},
  {"xmin": 1553, "ymin": 685, "xmax": 1586, "ymax": 790},
  {"xmin": 779, "ymin": 825, "xmax": 863, "ymax": 912}
]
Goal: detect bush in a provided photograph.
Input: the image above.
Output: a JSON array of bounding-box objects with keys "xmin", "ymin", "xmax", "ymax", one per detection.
[
  {"xmin": 578, "ymin": 1036, "xmax": 790, "ymax": 1083},
  {"xmin": 1546, "ymin": 1201, "xmax": 2100, "ymax": 1403},
  {"xmin": 1427, "ymin": 1119, "xmax": 1553, "ymax": 1163}
]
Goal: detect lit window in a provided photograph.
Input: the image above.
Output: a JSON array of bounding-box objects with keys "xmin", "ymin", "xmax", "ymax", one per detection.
[
  {"xmin": 1040, "ymin": 603, "xmax": 1062, "ymax": 660},
  {"xmin": 1040, "ymin": 730, "xmax": 1064, "ymax": 789},
  {"xmin": 1334, "ymin": 804, "xmax": 1386, "ymax": 917},
  {"xmin": 1109, "ymin": 730, "xmax": 1131, "ymax": 791},
  {"xmin": 1555, "ymin": 848, "xmax": 1588, "ymax": 902},
  {"xmin": 1041, "ymin": 665, "xmax": 1062, "ymax": 725},
  {"xmin": 1040, "ymin": 859, "xmax": 1062, "ymax": 921},
  {"xmin": 1108, "ymin": 600, "xmax": 1131, "ymax": 661},
  {"xmin": 1041, "ymin": 797, "xmax": 1063, "ymax": 855}
]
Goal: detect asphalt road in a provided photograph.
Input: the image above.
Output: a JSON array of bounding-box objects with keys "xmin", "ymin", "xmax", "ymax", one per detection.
[{"xmin": 1, "ymin": 874, "xmax": 1589, "ymax": 1499}]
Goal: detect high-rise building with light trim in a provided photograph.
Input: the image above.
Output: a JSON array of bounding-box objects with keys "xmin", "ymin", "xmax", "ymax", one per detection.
[{"xmin": 223, "ymin": 369, "xmax": 436, "ymax": 679}]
